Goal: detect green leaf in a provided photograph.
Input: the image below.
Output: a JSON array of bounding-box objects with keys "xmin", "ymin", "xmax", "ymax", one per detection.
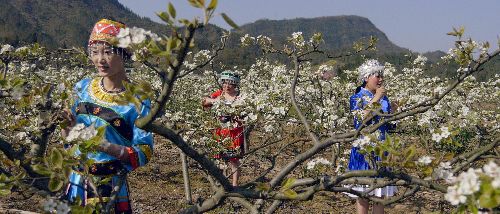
[
  {"xmin": 49, "ymin": 148, "xmax": 63, "ymax": 169},
  {"xmin": 221, "ymin": 13, "xmax": 239, "ymax": 30},
  {"xmin": 283, "ymin": 189, "xmax": 298, "ymax": 199},
  {"xmin": 0, "ymin": 188, "xmax": 11, "ymax": 196},
  {"xmin": 84, "ymin": 206, "xmax": 94, "ymax": 214},
  {"xmin": 99, "ymin": 177, "xmax": 113, "ymax": 185},
  {"xmin": 96, "ymin": 125, "xmax": 106, "ymax": 138},
  {"xmin": 168, "ymin": 3, "xmax": 176, "ymax": 19},
  {"xmin": 255, "ymin": 182, "xmax": 270, "ymax": 192},
  {"xmin": 423, "ymin": 166, "xmax": 433, "ymax": 177},
  {"xmin": 479, "ymin": 182, "xmax": 499, "ymax": 208},
  {"xmin": 12, "ymin": 171, "xmax": 26, "ymax": 181},
  {"xmin": 48, "ymin": 175, "xmax": 64, "ymax": 192},
  {"xmin": 167, "ymin": 38, "xmax": 174, "ymax": 51},
  {"xmin": 70, "ymin": 204, "xmax": 94, "ymax": 214},
  {"xmin": 207, "ymin": 0, "xmax": 217, "ymax": 10},
  {"xmin": 446, "ymin": 31, "xmax": 457, "ymax": 37},
  {"xmin": 281, "ymin": 177, "xmax": 296, "ymax": 190},
  {"xmin": 403, "ymin": 145, "xmax": 416, "ymax": 164},
  {"xmin": 156, "ymin": 11, "xmax": 170, "ymax": 23},
  {"xmin": 32, "ymin": 164, "xmax": 52, "ymax": 176},
  {"xmin": 63, "ymin": 165, "xmax": 73, "ymax": 178},
  {"xmin": 371, "ymin": 102, "xmax": 381, "ymax": 109},
  {"xmin": 0, "ymin": 173, "xmax": 8, "ymax": 182},
  {"xmin": 188, "ymin": 0, "xmax": 204, "ymax": 8},
  {"xmin": 178, "ymin": 19, "xmax": 191, "ymax": 26}
]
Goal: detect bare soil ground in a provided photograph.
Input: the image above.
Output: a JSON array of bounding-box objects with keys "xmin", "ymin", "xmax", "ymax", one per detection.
[{"xmin": 1, "ymin": 138, "xmax": 451, "ymax": 213}]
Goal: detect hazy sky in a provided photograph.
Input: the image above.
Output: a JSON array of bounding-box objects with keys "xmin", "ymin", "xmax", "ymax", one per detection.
[{"xmin": 118, "ymin": 0, "xmax": 500, "ymax": 53}]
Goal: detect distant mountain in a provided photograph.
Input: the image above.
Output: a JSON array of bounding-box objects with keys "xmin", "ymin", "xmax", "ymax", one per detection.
[
  {"xmin": 1, "ymin": 1, "xmax": 445, "ymax": 67},
  {"xmin": 0, "ymin": 1, "xmax": 407, "ymax": 53},
  {"xmin": 238, "ymin": 16, "xmax": 408, "ymax": 54},
  {"xmin": 423, "ymin": 50, "xmax": 447, "ymax": 63},
  {"xmin": 0, "ymin": 0, "xmax": 224, "ymax": 49}
]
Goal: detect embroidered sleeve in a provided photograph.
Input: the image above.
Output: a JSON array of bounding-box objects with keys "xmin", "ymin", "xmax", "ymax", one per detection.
[
  {"xmin": 126, "ymin": 99, "xmax": 154, "ymax": 170},
  {"xmin": 210, "ymin": 89, "xmax": 223, "ymax": 99}
]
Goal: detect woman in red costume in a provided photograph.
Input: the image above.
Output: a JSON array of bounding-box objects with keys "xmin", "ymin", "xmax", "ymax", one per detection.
[{"xmin": 202, "ymin": 70, "xmax": 244, "ymax": 187}]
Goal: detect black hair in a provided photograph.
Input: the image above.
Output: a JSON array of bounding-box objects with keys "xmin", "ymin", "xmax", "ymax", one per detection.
[
  {"xmin": 87, "ymin": 43, "xmax": 132, "ymax": 61},
  {"xmin": 355, "ymin": 81, "xmax": 367, "ymax": 94},
  {"xmin": 113, "ymin": 46, "xmax": 132, "ymax": 61}
]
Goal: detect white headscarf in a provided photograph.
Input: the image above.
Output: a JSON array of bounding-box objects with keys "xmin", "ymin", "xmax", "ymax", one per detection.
[{"xmin": 357, "ymin": 59, "xmax": 384, "ymax": 83}]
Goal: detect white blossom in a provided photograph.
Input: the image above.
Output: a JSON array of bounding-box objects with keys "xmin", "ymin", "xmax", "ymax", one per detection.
[
  {"xmin": 433, "ymin": 161, "xmax": 454, "ymax": 182},
  {"xmin": 11, "ymin": 87, "xmax": 24, "ymax": 100},
  {"xmin": 117, "ymin": 35, "xmax": 131, "ymax": 48},
  {"xmin": 444, "ymin": 185, "xmax": 467, "ymax": 205},
  {"xmin": 15, "ymin": 46, "xmax": 29, "ymax": 53},
  {"xmin": 413, "ymin": 55, "xmax": 427, "ymax": 66},
  {"xmin": 57, "ymin": 83, "xmax": 66, "ymax": 91},
  {"xmin": 116, "ymin": 27, "xmax": 130, "ymax": 39},
  {"xmin": 455, "ymin": 168, "xmax": 481, "ymax": 195},
  {"xmin": 240, "ymin": 34, "xmax": 255, "ymax": 47},
  {"xmin": 15, "ymin": 132, "xmax": 27, "ymax": 140},
  {"xmin": 353, "ymin": 136, "xmax": 371, "ymax": 148},
  {"xmin": 66, "ymin": 123, "xmax": 97, "ymax": 142},
  {"xmin": 0, "ymin": 44, "xmax": 14, "ymax": 54},
  {"xmin": 440, "ymin": 126, "xmax": 451, "ymax": 138},
  {"xmin": 306, "ymin": 157, "xmax": 331, "ymax": 170},
  {"xmin": 56, "ymin": 202, "xmax": 71, "ymax": 214},
  {"xmin": 417, "ymin": 156, "xmax": 433, "ymax": 165},
  {"xmin": 431, "ymin": 133, "xmax": 443, "ymax": 143},
  {"xmin": 42, "ymin": 198, "xmax": 57, "ymax": 213},
  {"xmin": 483, "ymin": 161, "xmax": 500, "ymax": 188},
  {"xmin": 130, "ymin": 27, "xmax": 147, "ymax": 44},
  {"xmin": 264, "ymin": 124, "xmax": 274, "ymax": 132}
]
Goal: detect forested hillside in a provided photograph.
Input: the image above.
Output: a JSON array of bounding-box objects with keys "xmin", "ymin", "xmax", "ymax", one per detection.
[{"xmin": 0, "ymin": 0, "xmax": 497, "ymax": 80}]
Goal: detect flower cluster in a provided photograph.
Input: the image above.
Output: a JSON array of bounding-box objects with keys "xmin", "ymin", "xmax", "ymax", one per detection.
[
  {"xmin": 352, "ymin": 136, "xmax": 373, "ymax": 149},
  {"xmin": 413, "ymin": 55, "xmax": 427, "ymax": 66},
  {"xmin": 240, "ymin": 34, "xmax": 256, "ymax": 47},
  {"xmin": 432, "ymin": 161, "xmax": 454, "ymax": 182},
  {"xmin": 444, "ymin": 161, "xmax": 500, "ymax": 206},
  {"xmin": 288, "ymin": 32, "xmax": 306, "ymax": 48},
  {"xmin": 306, "ymin": 157, "xmax": 332, "ymax": 170},
  {"xmin": 42, "ymin": 198, "xmax": 71, "ymax": 214},
  {"xmin": 0, "ymin": 44, "xmax": 14, "ymax": 54},
  {"xmin": 416, "ymin": 155, "xmax": 434, "ymax": 166},
  {"xmin": 65, "ymin": 123, "xmax": 98, "ymax": 142},
  {"xmin": 117, "ymin": 27, "xmax": 160, "ymax": 48},
  {"xmin": 431, "ymin": 126, "xmax": 451, "ymax": 143}
]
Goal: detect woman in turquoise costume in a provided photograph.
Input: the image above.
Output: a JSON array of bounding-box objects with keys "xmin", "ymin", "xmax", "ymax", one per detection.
[
  {"xmin": 61, "ymin": 18, "xmax": 153, "ymax": 213},
  {"xmin": 347, "ymin": 59, "xmax": 396, "ymax": 214}
]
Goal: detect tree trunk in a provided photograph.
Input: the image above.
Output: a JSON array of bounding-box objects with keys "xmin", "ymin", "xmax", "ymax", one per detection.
[{"xmin": 180, "ymin": 148, "xmax": 192, "ymax": 204}]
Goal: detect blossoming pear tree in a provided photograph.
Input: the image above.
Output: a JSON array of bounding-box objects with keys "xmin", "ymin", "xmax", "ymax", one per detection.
[{"xmin": 0, "ymin": 1, "xmax": 499, "ymax": 213}]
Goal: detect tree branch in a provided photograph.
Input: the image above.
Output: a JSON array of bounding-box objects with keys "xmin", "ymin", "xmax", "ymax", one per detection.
[{"xmin": 144, "ymin": 121, "xmax": 233, "ymax": 189}]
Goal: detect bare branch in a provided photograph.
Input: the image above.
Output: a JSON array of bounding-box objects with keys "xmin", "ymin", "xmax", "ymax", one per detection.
[
  {"xmin": 451, "ymin": 139, "xmax": 499, "ymax": 173},
  {"xmin": 136, "ymin": 25, "xmax": 200, "ymax": 128},
  {"xmin": 290, "ymin": 54, "xmax": 319, "ymax": 144},
  {"xmin": 178, "ymin": 34, "xmax": 228, "ymax": 79},
  {"xmin": 144, "ymin": 121, "xmax": 233, "ymax": 189}
]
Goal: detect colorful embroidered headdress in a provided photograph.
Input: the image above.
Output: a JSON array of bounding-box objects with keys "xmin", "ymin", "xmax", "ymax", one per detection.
[{"xmin": 88, "ymin": 19, "xmax": 126, "ymax": 46}]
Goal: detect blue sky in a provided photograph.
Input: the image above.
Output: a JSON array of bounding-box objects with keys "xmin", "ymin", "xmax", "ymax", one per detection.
[{"xmin": 118, "ymin": 0, "xmax": 500, "ymax": 53}]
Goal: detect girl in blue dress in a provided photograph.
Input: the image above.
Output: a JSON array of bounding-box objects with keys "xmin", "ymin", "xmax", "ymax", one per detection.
[
  {"xmin": 348, "ymin": 59, "xmax": 396, "ymax": 214},
  {"xmin": 61, "ymin": 19, "xmax": 153, "ymax": 213}
]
